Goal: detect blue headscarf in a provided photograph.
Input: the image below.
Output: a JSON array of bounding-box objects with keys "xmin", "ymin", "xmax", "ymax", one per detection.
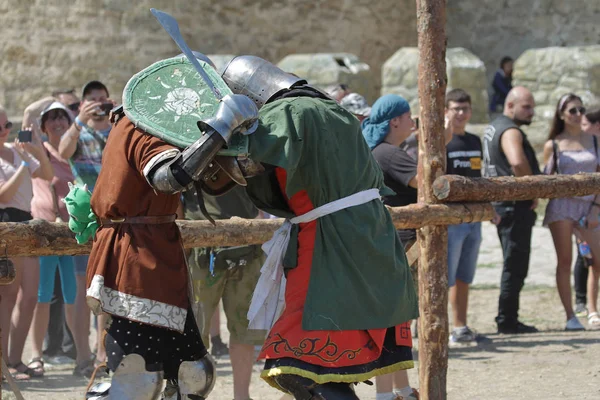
[{"xmin": 361, "ymin": 94, "xmax": 410, "ymax": 149}]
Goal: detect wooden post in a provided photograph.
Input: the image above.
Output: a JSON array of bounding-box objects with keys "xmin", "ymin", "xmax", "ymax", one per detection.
[
  {"xmin": 433, "ymin": 173, "xmax": 600, "ymax": 202},
  {"xmin": 416, "ymin": 0, "xmax": 448, "ymax": 399}
]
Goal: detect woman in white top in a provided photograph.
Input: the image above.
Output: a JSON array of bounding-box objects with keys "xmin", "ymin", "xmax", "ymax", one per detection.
[{"xmin": 0, "ymin": 105, "xmax": 53, "ymax": 380}]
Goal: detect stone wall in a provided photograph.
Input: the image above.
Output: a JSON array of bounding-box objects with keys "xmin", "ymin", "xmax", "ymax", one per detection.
[
  {"xmin": 446, "ymin": 0, "xmax": 600, "ymax": 84},
  {"xmin": 381, "ymin": 47, "xmax": 488, "ymax": 123},
  {"xmin": 0, "ymin": 0, "xmax": 417, "ymax": 119},
  {"xmin": 278, "ymin": 53, "xmax": 375, "ymax": 102},
  {"xmin": 2, "ymin": 0, "xmax": 600, "ymax": 132},
  {"xmin": 512, "ymin": 45, "xmax": 600, "ymax": 151}
]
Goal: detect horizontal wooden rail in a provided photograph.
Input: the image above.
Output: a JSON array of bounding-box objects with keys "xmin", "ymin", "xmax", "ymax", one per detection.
[
  {"xmin": 434, "ymin": 173, "xmax": 600, "ymax": 202},
  {"xmin": 0, "ymin": 203, "xmax": 494, "ymax": 257}
]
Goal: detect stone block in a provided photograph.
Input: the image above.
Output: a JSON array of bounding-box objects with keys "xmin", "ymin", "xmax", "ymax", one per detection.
[
  {"xmin": 381, "ymin": 47, "xmax": 489, "ymax": 123},
  {"xmin": 514, "ymin": 45, "xmax": 600, "ymax": 150},
  {"xmin": 277, "ymin": 53, "xmax": 374, "ymax": 103}
]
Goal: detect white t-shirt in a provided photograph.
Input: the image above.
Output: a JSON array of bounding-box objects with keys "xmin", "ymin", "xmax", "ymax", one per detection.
[{"xmin": 0, "ymin": 144, "xmax": 40, "ymax": 212}]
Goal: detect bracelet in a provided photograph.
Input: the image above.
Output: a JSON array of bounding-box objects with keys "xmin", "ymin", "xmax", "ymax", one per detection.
[
  {"xmin": 74, "ymin": 116, "xmax": 88, "ymax": 131},
  {"xmin": 21, "ymin": 160, "xmax": 30, "ymax": 168}
]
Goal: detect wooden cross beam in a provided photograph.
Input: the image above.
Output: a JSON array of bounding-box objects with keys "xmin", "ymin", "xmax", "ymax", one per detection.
[
  {"xmin": 434, "ymin": 173, "xmax": 600, "ymax": 203},
  {"xmin": 0, "ymin": 203, "xmax": 494, "ymax": 258}
]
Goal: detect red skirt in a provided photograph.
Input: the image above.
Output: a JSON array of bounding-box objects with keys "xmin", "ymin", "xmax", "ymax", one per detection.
[{"xmin": 259, "ymin": 168, "xmax": 414, "ymax": 390}]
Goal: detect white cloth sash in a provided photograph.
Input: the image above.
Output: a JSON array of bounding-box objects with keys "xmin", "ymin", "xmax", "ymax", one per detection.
[{"xmin": 247, "ymin": 188, "xmax": 382, "ymax": 330}]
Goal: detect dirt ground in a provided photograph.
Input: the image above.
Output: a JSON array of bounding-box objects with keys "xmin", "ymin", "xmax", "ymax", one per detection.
[{"xmin": 3, "ymin": 222, "xmax": 600, "ymax": 399}]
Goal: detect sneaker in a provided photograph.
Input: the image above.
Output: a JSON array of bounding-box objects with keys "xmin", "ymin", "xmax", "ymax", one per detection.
[
  {"xmin": 565, "ymin": 316, "xmax": 585, "ymax": 331},
  {"xmin": 449, "ymin": 326, "xmax": 478, "ymax": 346},
  {"xmin": 497, "ymin": 321, "xmax": 539, "ymax": 334},
  {"xmin": 44, "ymin": 354, "xmax": 75, "ymax": 366},
  {"xmin": 210, "ymin": 336, "xmax": 229, "ymax": 357},
  {"xmin": 394, "ymin": 388, "xmax": 419, "ymax": 399},
  {"xmin": 575, "ymin": 302, "xmax": 588, "ymax": 317}
]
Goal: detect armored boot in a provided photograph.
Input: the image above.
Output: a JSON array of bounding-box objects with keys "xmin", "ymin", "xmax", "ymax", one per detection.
[
  {"xmin": 104, "ymin": 354, "xmax": 163, "ymax": 400},
  {"xmin": 165, "ymin": 354, "xmax": 216, "ymax": 399},
  {"xmin": 274, "ymin": 375, "xmax": 360, "ymax": 400}
]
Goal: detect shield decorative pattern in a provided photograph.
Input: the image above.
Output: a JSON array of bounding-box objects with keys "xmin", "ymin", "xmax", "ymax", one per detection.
[{"xmin": 123, "ymin": 56, "xmax": 249, "ymax": 156}]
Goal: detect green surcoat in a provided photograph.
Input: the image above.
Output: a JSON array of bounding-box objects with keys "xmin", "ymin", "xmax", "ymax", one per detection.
[{"xmin": 245, "ymin": 96, "xmax": 419, "ymax": 331}]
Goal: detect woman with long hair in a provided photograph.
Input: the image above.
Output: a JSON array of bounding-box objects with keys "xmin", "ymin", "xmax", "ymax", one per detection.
[
  {"xmin": 543, "ymin": 93, "xmax": 600, "ymax": 330},
  {"xmin": 27, "ymin": 101, "xmax": 95, "ymax": 378},
  {"xmin": 0, "ymin": 104, "xmax": 53, "ymax": 380}
]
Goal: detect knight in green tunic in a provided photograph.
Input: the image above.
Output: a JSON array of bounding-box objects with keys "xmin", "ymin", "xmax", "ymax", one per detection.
[{"xmin": 219, "ymin": 56, "xmax": 419, "ymax": 400}]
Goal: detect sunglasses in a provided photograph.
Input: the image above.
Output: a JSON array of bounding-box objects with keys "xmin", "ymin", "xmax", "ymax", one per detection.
[
  {"xmin": 45, "ymin": 111, "xmax": 69, "ymax": 121},
  {"xmin": 568, "ymin": 106, "xmax": 586, "ymax": 115},
  {"xmin": 1, "ymin": 121, "xmax": 13, "ymax": 131},
  {"xmin": 67, "ymin": 102, "xmax": 80, "ymax": 112}
]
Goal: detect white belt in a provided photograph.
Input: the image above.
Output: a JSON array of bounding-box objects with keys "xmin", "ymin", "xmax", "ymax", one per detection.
[{"xmin": 247, "ymin": 188, "xmax": 382, "ymax": 330}]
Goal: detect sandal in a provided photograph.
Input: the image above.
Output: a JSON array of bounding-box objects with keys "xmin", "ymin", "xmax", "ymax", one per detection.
[
  {"xmin": 588, "ymin": 312, "xmax": 600, "ymax": 329},
  {"xmin": 7, "ymin": 361, "xmax": 33, "ymax": 380},
  {"xmin": 27, "ymin": 357, "xmax": 45, "ymax": 377}
]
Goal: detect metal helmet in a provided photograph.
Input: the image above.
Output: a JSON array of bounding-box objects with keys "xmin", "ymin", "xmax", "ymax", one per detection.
[{"xmin": 221, "ymin": 55, "xmax": 307, "ymax": 108}]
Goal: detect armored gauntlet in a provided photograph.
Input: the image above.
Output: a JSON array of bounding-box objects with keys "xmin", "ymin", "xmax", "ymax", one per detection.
[{"xmin": 147, "ymin": 94, "xmax": 258, "ymax": 194}]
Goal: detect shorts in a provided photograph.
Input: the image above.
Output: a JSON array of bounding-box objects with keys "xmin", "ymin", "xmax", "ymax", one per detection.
[
  {"xmin": 0, "ymin": 207, "xmax": 32, "ymax": 222},
  {"xmin": 189, "ymin": 246, "xmax": 267, "ymax": 347},
  {"xmin": 38, "ymin": 255, "xmax": 76, "ymax": 303},
  {"xmin": 73, "ymin": 255, "xmax": 88, "ymax": 276},
  {"xmin": 447, "ymin": 222, "xmax": 482, "ymax": 287}
]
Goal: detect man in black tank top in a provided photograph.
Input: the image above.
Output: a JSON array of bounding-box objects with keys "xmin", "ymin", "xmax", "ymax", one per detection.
[{"xmin": 482, "ymin": 87, "xmax": 541, "ymax": 334}]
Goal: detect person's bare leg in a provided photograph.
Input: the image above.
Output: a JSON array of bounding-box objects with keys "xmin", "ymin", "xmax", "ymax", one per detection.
[
  {"xmin": 30, "ymin": 302, "xmax": 50, "ymax": 359},
  {"xmin": 588, "ymin": 266, "xmax": 599, "ymax": 315},
  {"xmin": 0, "ymin": 259, "xmax": 21, "ymax": 363},
  {"xmin": 376, "ymin": 373, "xmax": 393, "ymax": 393},
  {"xmin": 450, "ymin": 279, "xmax": 470, "ymax": 327},
  {"xmin": 96, "ymin": 313, "xmax": 109, "ymax": 362},
  {"xmin": 64, "ymin": 303, "xmax": 89, "ymax": 364},
  {"xmin": 229, "ymin": 342, "xmax": 255, "ymax": 400},
  {"xmin": 210, "ymin": 306, "xmax": 221, "ymax": 338},
  {"xmin": 74, "ymin": 274, "xmax": 92, "ymax": 362},
  {"xmin": 392, "ymin": 370, "xmax": 410, "ymax": 389},
  {"xmin": 576, "ymin": 227, "xmax": 600, "ymax": 316},
  {"xmin": 8, "ymin": 257, "xmax": 40, "ymax": 365},
  {"xmin": 549, "ymin": 221, "xmax": 576, "ymax": 319}
]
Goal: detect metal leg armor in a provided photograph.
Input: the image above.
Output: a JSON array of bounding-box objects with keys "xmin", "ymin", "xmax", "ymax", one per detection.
[
  {"xmin": 274, "ymin": 375, "xmax": 360, "ymax": 400},
  {"xmin": 177, "ymin": 354, "xmax": 216, "ymax": 399},
  {"xmin": 108, "ymin": 354, "xmax": 164, "ymax": 400}
]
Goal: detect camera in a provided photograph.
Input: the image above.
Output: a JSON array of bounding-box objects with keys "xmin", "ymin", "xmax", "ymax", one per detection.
[
  {"xmin": 95, "ymin": 102, "xmax": 114, "ymax": 116},
  {"xmin": 17, "ymin": 130, "xmax": 32, "ymax": 142}
]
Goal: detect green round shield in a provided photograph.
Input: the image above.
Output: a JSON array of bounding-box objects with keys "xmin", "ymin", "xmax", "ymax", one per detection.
[{"xmin": 123, "ymin": 56, "xmax": 248, "ymax": 156}]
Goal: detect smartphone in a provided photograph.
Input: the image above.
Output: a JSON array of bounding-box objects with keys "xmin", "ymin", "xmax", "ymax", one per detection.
[
  {"xmin": 17, "ymin": 130, "xmax": 32, "ymax": 142},
  {"xmin": 95, "ymin": 103, "xmax": 114, "ymax": 116}
]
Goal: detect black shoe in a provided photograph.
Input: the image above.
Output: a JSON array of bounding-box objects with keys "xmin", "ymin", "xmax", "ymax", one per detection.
[
  {"xmin": 497, "ymin": 321, "xmax": 539, "ymax": 334},
  {"xmin": 210, "ymin": 336, "xmax": 229, "ymax": 357}
]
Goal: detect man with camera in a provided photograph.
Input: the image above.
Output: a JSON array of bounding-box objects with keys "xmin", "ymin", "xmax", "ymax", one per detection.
[{"xmin": 59, "ymin": 80, "xmax": 114, "ymax": 189}]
